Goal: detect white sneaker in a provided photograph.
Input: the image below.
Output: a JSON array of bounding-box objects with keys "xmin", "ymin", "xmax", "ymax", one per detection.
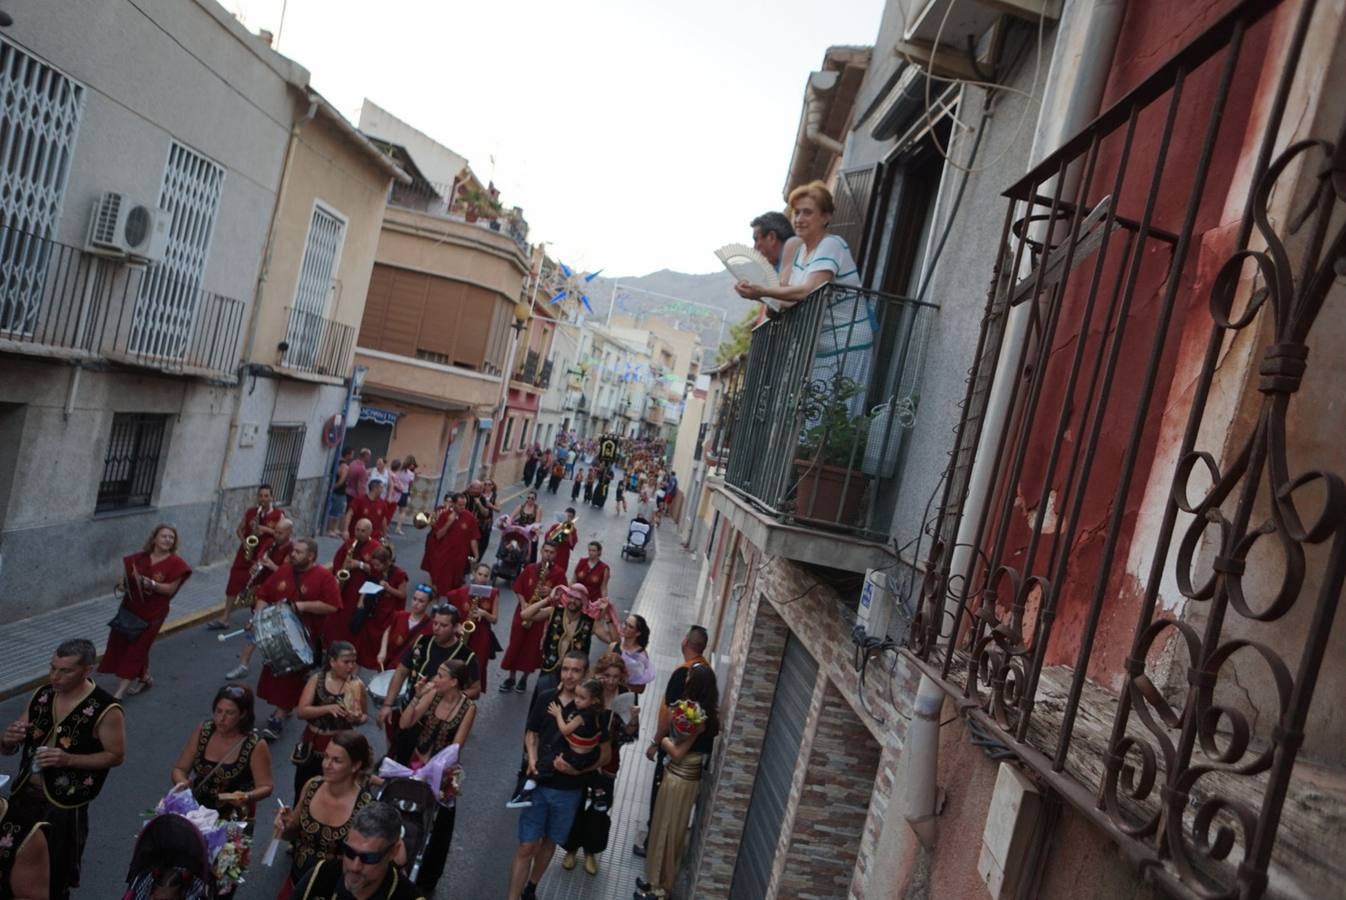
[{"xmin": 225, "ymin": 663, "xmax": 248, "ymax": 680}]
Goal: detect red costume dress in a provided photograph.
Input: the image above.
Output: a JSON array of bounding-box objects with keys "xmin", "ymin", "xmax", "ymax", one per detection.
[
  {"xmin": 255, "ymin": 564, "xmax": 339, "ymax": 711},
  {"xmin": 382, "ymin": 609, "xmax": 432, "ymax": 671},
  {"xmin": 98, "ymin": 551, "xmax": 193, "ymax": 679},
  {"xmin": 500, "ymin": 560, "xmax": 563, "ymax": 674},
  {"xmin": 420, "ymin": 505, "xmax": 451, "ymax": 574},
  {"xmin": 445, "ymin": 584, "xmax": 499, "ymax": 689},
  {"xmin": 347, "ymin": 495, "xmax": 391, "ymax": 540},
  {"xmin": 325, "ymin": 537, "xmax": 377, "ymax": 647},
  {"xmin": 225, "ymin": 505, "xmax": 284, "ymax": 595},
  {"xmin": 355, "ymin": 565, "xmax": 409, "ymax": 670},
  {"xmin": 544, "ymin": 520, "xmax": 579, "ymax": 574},
  {"xmin": 573, "ymin": 557, "xmax": 610, "ymax": 600},
  {"xmin": 431, "ymin": 511, "xmax": 479, "ymax": 597}
]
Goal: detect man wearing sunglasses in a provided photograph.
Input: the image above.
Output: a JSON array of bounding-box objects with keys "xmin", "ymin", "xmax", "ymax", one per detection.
[{"xmin": 292, "ymin": 801, "xmax": 424, "ymax": 899}]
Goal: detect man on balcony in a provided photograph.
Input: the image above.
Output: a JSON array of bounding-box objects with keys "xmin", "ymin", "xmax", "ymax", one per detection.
[{"xmin": 750, "ymin": 210, "xmax": 798, "ymax": 274}]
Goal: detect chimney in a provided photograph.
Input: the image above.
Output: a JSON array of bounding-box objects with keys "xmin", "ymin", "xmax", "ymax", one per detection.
[{"xmin": 257, "ymin": 29, "xmax": 274, "ymax": 47}]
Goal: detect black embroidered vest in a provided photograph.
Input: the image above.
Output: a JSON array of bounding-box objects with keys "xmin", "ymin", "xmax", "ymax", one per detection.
[
  {"xmin": 0, "ymin": 800, "xmax": 42, "ymax": 897},
  {"xmin": 15, "ymin": 683, "xmax": 120, "ymax": 808},
  {"xmin": 540, "ymin": 608, "xmax": 594, "ymax": 673}
]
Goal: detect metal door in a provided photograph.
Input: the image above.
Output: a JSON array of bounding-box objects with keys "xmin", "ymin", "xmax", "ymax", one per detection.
[{"xmin": 730, "ymin": 631, "xmax": 817, "ymax": 899}]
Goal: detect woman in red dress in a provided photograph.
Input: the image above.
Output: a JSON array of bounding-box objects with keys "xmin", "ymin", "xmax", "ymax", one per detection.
[
  {"xmin": 445, "ymin": 562, "xmax": 499, "ymax": 689},
  {"xmin": 353, "ymin": 545, "xmax": 408, "ymax": 670},
  {"xmin": 573, "ymin": 541, "xmax": 611, "ymax": 600},
  {"xmin": 99, "ymin": 524, "xmax": 193, "ymax": 698}
]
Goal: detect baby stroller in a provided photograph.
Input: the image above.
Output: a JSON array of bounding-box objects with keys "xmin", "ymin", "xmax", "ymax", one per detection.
[
  {"xmin": 123, "ymin": 813, "xmax": 216, "ymax": 899},
  {"xmin": 492, "ymin": 515, "xmax": 537, "ymax": 583},
  {"xmin": 378, "ymin": 776, "xmax": 438, "ymax": 882},
  {"xmin": 620, "ymin": 516, "xmax": 653, "ymax": 562}
]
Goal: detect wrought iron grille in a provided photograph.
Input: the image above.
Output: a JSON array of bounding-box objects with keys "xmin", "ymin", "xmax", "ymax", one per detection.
[
  {"xmin": 705, "ymin": 357, "xmax": 745, "ymax": 478},
  {"xmin": 0, "ymin": 36, "xmax": 84, "ymax": 333},
  {"xmin": 285, "ymin": 205, "xmax": 346, "ymax": 370},
  {"xmin": 723, "ymin": 284, "xmax": 936, "ymax": 540},
  {"xmin": 280, "ymin": 306, "xmax": 354, "ymax": 378},
  {"xmin": 0, "ymin": 224, "xmax": 243, "ymax": 376},
  {"xmin": 97, "ymin": 413, "xmax": 168, "ymax": 512},
  {"xmin": 907, "ymin": 1, "xmax": 1344, "ymax": 897},
  {"xmin": 261, "ymin": 424, "xmax": 306, "ymax": 506}
]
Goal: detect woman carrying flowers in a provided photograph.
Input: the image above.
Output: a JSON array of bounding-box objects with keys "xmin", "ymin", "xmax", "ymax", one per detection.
[{"xmin": 169, "ymin": 684, "xmax": 274, "ymax": 828}]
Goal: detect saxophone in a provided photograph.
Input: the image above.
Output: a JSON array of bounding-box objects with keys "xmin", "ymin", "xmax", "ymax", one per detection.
[
  {"xmin": 521, "ymin": 568, "xmax": 550, "ymax": 630},
  {"xmin": 335, "ymin": 541, "xmax": 356, "ymax": 584},
  {"xmin": 243, "ymin": 508, "xmax": 263, "ymax": 561}
]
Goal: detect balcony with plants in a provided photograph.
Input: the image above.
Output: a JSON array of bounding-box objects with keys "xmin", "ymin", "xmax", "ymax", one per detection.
[{"xmin": 720, "ymin": 283, "xmax": 935, "ymax": 563}]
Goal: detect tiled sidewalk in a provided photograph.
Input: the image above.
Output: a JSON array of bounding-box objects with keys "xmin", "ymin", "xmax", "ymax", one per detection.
[{"xmin": 538, "ymin": 529, "xmax": 706, "ymax": 900}]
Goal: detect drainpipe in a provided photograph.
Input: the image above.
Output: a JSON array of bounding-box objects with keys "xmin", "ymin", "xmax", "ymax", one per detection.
[
  {"xmin": 804, "ymin": 71, "xmax": 845, "ymax": 155},
  {"xmin": 904, "ymin": 675, "xmax": 946, "ymax": 848},
  {"xmin": 946, "ymin": 0, "xmax": 1127, "ymax": 623}
]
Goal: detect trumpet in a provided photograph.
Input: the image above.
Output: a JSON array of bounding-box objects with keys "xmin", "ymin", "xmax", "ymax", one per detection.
[{"xmin": 414, "ymin": 511, "xmax": 432, "ymax": 529}]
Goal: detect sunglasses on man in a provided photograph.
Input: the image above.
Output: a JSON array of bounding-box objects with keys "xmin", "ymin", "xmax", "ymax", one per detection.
[{"xmin": 339, "ymin": 840, "xmax": 391, "ymax": 865}]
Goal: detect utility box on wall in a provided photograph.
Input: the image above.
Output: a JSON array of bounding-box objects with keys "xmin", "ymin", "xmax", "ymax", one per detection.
[{"xmin": 978, "ymin": 763, "xmax": 1042, "ymax": 898}]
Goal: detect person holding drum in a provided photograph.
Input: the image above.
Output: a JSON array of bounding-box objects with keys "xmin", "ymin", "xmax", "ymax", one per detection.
[
  {"xmin": 252, "ymin": 538, "xmax": 341, "ymax": 742},
  {"xmin": 170, "ymin": 684, "xmax": 274, "ymax": 828},
  {"xmin": 353, "ymin": 545, "xmax": 408, "ymax": 671},
  {"xmin": 445, "ymin": 562, "xmax": 499, "ymax": 690},
  {"xmin": 292, "ymin": 641, "xmax": 367, "ymax": 801},
  {"xmin": 273, "ymin": 731, "xmax": 377, "ymax": 899},
  {"xmin": 224, "ymin": 517, "xmax": 294, "ymax": 681},
  {"xmin": 397, "ymin": 658, "xmax": 476, "ymax": 893}
]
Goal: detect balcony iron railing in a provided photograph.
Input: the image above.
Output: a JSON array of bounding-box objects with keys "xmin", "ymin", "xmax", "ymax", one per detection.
[
  {"xmin": 280, "ymin": 306, "xmax": 355, "ymax": 378},
  {"xmin": 906, "ymin": 2, "xmax": 1343, "ymax": 898},
  {"xmin": 0, "ymin": 224, "xmax": 243, "ymax": 377},
  {"xmin": 537, "ymin": 357, "xmax": 554, "ymax": 389},
  {"xmin": 705, "ymin": 357, "xmax": 746, "ymax": 478},
  {"xmin": 723, "ymin": 283, "xmax": 936, "ymax": 541}
]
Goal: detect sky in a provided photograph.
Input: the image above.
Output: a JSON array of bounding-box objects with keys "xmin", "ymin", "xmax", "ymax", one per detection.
[{"xmin": 227, "ymin": 0, "xmax": 885, "ymax": 277}]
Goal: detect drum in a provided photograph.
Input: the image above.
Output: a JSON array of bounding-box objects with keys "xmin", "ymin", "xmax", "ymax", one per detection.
[
  {"xmin": 368, "ymin": 670, "xmax": 395, "ymax": 704},
  {"xmin": 253, "ymin": 603, "xmax": 314, "ymax": 676}
]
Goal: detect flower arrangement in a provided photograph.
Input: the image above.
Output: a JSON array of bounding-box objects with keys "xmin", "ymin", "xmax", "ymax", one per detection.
[
  {"xmin": 152, "ymin": 788, "xmax": 252, "ymax": 891},
  {"xmin": 670, "ymin": 699, "xmax": 707, "ymax": 741}
]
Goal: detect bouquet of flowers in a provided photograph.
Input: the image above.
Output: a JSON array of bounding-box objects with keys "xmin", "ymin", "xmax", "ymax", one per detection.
[
  {"xmin": 669, "ymin": 699, "xmax": 706, "ymax": 742},
  {"xmin": 153, "ymin": 787, "xmax": 252, "ymax": 891}
]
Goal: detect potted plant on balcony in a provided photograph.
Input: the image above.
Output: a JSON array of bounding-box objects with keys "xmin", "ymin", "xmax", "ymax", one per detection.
[
  {"xmin": 457, "ymin": 184, "xmax": 502, "ymax": 223},
  {"xmin": 792, "ymin": 369, "xmax": 871, "ymax": 526}
]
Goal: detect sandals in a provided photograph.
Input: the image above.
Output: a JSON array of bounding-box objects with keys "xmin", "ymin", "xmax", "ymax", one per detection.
[
  {"xmin": 206, "ymin": 620, "xmax": 229, "ymax": 631},
  {"xmin": 127, "ymin": 677, "xmax": 154, "ymax": 696}
]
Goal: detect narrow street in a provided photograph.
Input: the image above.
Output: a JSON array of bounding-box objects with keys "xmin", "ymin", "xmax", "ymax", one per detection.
[{"xmin": 0, "ymin": 487, "xmax": 670, "ymax": 898}]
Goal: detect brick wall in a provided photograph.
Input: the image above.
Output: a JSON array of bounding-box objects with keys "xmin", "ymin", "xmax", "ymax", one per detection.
[
  {"xmin": 687, "ymin": 524, "xmax": 922, "ymax": 900},
  {"xmin": 777, "ymin": 680, "xmax": 885, "ymax": 899}
]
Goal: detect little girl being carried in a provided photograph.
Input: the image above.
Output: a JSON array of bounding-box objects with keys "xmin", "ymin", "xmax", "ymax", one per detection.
[{"xmin": 548, "ymin": 678, "xmax": 604, "ymax": 771}]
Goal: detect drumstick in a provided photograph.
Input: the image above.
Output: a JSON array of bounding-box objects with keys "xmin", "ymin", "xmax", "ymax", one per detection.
[{"xmin": 216, "ymin": 629, "xmax": 247, "ymax": 642}]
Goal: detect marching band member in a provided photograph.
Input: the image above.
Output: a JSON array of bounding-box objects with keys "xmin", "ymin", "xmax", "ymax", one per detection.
[
  {"xmin": 572, "ymin": 541, "xmax": 610, "ymax": 600},
  {"xmin": 543, "ymin": 507, "xmax": 580, "ymax": 574},
  {"xmin": 99, "ymin": 524, "xmax": 193, "ymax": 699},
  {"xmin": 253, "ymin": 539, "xmax": 340, "ymax": 742},
  {"xmin": 209, "ymin": 484, "xmax": 283, "ymax": 631},
  {"xmin": 224, "ymin": 517, "xmax": 294, "ymax": 681},
  {"xmin": 354, "ymin": 545, "xmax": 409, "ymax": 671},
  {"xmin": 445, "ymin": 562, "xmax": 499, "ymax": 690},
  {"xmin": 326, "ymin": 518, "xmax": 378, "ymax": 649},
  {"xmin": 499, "ymin": 543, "xmax": 565, "ymax": 694}
]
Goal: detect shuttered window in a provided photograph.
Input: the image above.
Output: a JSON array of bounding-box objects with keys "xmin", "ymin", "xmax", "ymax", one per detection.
[
  {"xmin": 830, "ymin": 166, "xmax": 876, "ymax": 267},
  {"xmin": 730, "ymin": 632, "xmax": 817, "ymax": 899},
  {"xmin": 129, "ymin": 142, "xmax": 224, "ymax": 360},
  {"xmin": 0, "ymin": 38, "xmax": 84, "ymax": 334}
]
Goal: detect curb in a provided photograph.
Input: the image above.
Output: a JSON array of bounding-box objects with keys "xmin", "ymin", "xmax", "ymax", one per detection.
[{"xmin": 0, "ymin": 601, "xmax": 223, "ymax": 704}]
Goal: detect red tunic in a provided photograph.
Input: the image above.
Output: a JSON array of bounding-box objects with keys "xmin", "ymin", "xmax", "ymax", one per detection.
[
  {"xmin": 573, "ymin": 558, "xmax": 610, "ymax": 600},
  {"xmin": 382, "ymin": 609, "xmax": 433, "ymax": 671},
  {"xmin": 544, "ymin": 521, "xmax": 579, "ymax": 575},
  {"xmin": 347, "ymin": 496, "xmax": 391, "ymax": 540},
  {"xmin": 419, "ymin": 506, "xmax": 452, "ymax": 574},
  {"xmin": 431, "ymin": 512, "xmax": 479, "ymax": 597},
  {"xmin": 355, "ymin": 565, "xmax": 409, "ymax": 670},
  {"xmin": 500, "ymin": 561, "xmax": 563, "ymax": 673},
  {"xmin": 254, "ymin": 564, "xmax": 339, "ymax": 711},
  {"xmin": 445, "ymin": 584, "xmax": 499, "ymax": 688},
  {"xmin": 326, "ymin": 538, "xmax": 377, "ymax": 647},
  {"xmin": 226, "ymin": 505, "xmax": 284, "ymax": 595},
  {"xmin": 99, "ymin": 551, "xmax": 193, "ymax": 679}
]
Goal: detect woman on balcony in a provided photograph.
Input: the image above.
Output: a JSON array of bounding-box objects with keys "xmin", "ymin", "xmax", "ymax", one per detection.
[{"xmin": 733, "ymin": 180, "xmax": 861, "ymax": 303}]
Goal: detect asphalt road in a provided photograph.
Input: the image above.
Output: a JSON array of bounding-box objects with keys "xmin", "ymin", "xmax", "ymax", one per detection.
[{"xmin": 0, "ymin": 485, "xmax": 652, "ymax": 899}]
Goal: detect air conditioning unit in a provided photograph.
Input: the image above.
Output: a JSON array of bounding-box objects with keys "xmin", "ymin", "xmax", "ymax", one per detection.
[
  {"xmin": 86, "ymin": 192, "xmax": 170, "ymax": 263},
  {"xmin": 895, "ymin": 0, "xmax": 1060, "ymax": 81},
  {"xmin": 857, "ymin": 567, "xmax": 914, "ymax": 642}
]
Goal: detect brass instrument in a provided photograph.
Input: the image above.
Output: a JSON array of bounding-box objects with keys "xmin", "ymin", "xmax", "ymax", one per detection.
[
  {"xmin": 413, "ymin": 511, "xmax": 433, "ymax": 529},
  {"xmin": 335, "ymin": 542, "xmax": 355, "ymax": 584},
  {"xmin": 462, "ymin": 597, "xmax": 478, "ymax": 634},
  {"xmin": 243, "ymin": 534, "xmax": 261, "ymax": 561},
  {"xmin": 238, "ymin": 559, "xmax": 266, "ymax": 606}
]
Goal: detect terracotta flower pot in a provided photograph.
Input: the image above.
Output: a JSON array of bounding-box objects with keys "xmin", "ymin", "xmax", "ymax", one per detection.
[{"xmin": 792, "ymin": 459, "xmax": 867, "ymax": 527}]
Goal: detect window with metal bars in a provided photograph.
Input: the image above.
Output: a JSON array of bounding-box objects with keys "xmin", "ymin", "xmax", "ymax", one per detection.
[
  {"xmin": 283, "ymin": 204, "xmax": 346, "ymax": 371},
  {"xmin": 96, "ymin": 414, "xmax": 168, "ymax": 512},
  {"xmin": 0, "ymin": 37, "xmax": 84, "ymax": 335},
  {"xmin": 260, "ymin": 424, "xmax": 306, "ymax": 506}
]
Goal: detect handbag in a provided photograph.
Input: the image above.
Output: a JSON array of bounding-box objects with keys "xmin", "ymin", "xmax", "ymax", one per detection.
[{"xmin": 108, "ymin": 604, "xmax": 150, "ymax": 641}]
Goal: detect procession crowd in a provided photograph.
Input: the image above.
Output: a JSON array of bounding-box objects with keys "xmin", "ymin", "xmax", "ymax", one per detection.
[{"xmin": 0, "ymin": 435, "xmax": 713, "ymax": 900}]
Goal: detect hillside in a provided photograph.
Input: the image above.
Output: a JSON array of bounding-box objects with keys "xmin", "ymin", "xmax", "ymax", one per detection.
[{"xmin": 583, "ymin": 269, "xmax": 754, "ymax": 359}]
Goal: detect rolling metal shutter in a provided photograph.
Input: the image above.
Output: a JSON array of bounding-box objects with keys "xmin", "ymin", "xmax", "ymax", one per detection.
[{"xmin": 730, "ymin": 632, "xmax": 817, "ymax": 899}]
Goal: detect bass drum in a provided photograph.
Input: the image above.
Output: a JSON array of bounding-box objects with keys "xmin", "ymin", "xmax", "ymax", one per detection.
[{"xmin": 254, "ymin": 603, "xmax": 315, "ymax": 676}]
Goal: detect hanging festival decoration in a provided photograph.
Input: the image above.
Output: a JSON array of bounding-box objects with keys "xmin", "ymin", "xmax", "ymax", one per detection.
[{"xmin": 548, "ymin": 261, "xmax": 602, "ymax": 314}]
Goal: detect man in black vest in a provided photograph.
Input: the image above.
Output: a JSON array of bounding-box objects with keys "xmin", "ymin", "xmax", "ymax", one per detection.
[
  {"xmin": 1, "ymin": 638, "xmax": 126, "ymax": 899},
  {"xmin": 293, "ymin": 802, "xmax": 426, "ymax": 899}
]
